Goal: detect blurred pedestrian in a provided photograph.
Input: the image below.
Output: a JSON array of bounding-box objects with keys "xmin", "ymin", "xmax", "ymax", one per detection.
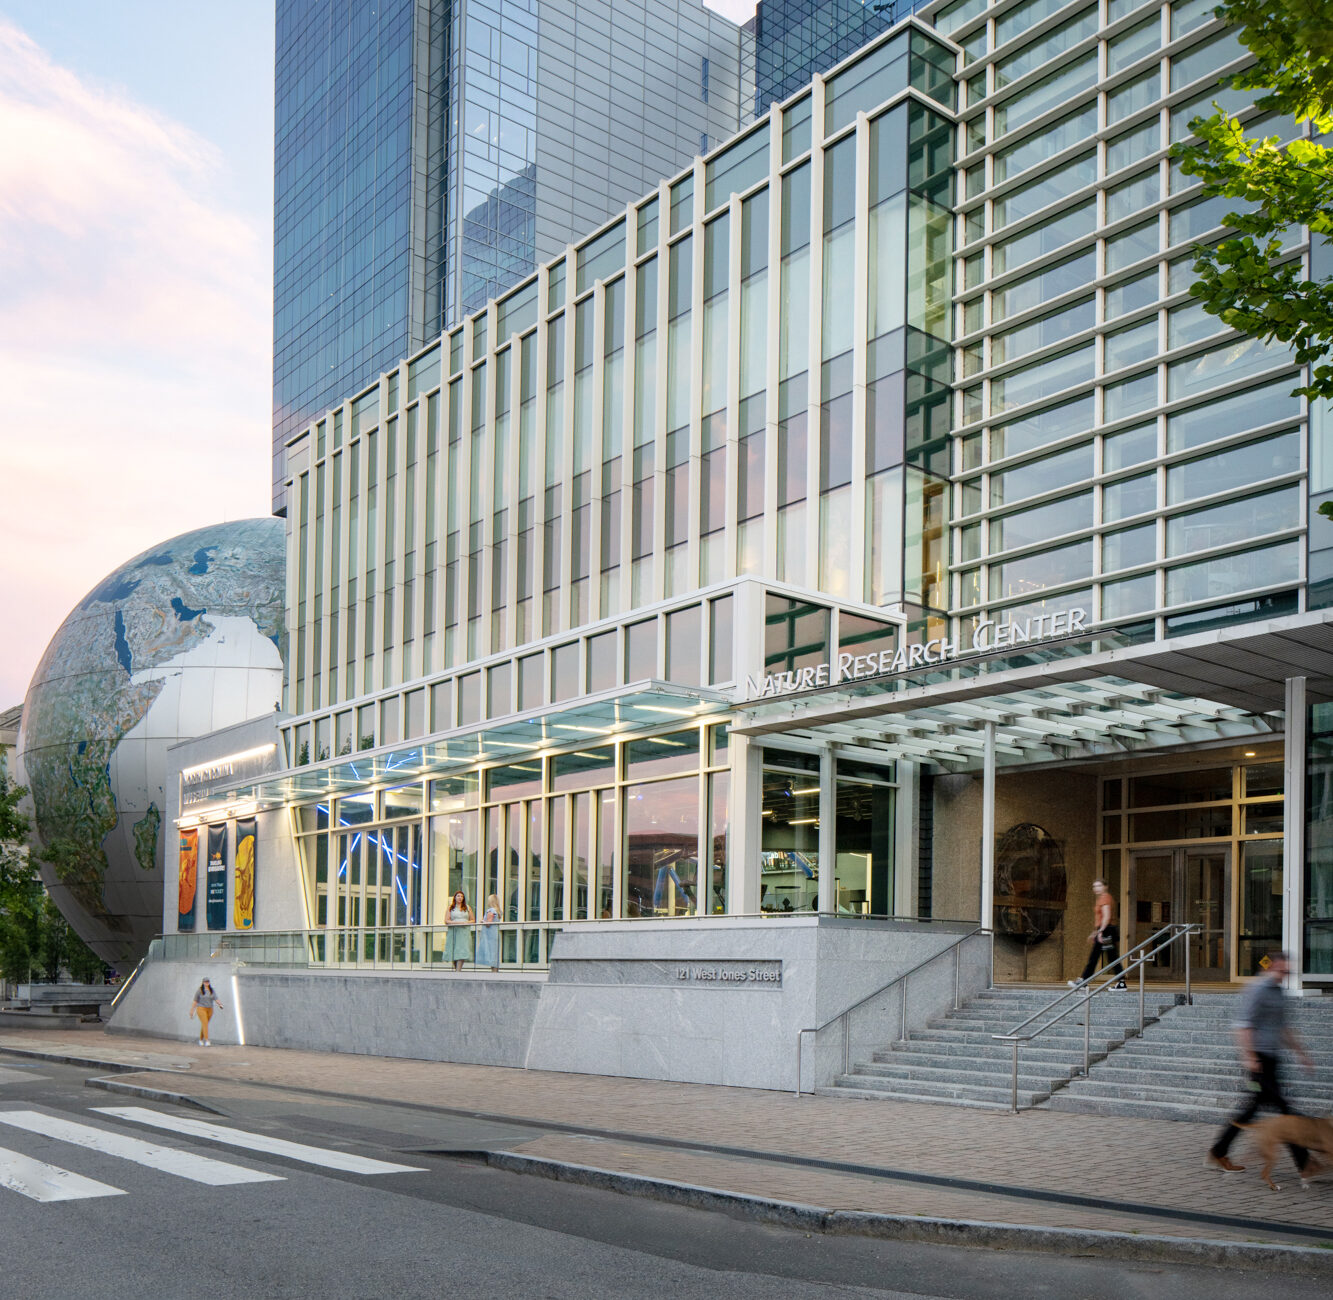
[{"xmin": 1207, "ymin": 951, "xmax": 1313, "ymax": 1176}]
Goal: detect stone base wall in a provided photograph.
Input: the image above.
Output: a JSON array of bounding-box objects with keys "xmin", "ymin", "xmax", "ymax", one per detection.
[{"xmin": 108, "ymin": 917, "xmax": 991, "ymax": 1091}]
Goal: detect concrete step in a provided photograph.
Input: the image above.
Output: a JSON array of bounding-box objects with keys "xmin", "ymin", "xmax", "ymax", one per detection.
[
  {"xmin": 0, "ymin": 1010, "xmax": 92, "ymax": 1029},
  {"xmin": 847, "ymin": 1059, "xmax": 1067, "ymax": 1089},
  {"xmin": 830, "ymin": 1073, "xmax": 1049, "ymax": 1107},
  {"xmin": 813, "ymin": 1084, "xmax": 1014, "ymax": 1110},
  {"xmin": 1046, "ymin": 1093, "xmax": 1230, "ymax": 1123},
  {"xmin": 882, "ymin": 1038, "xmax": 1110, "ymax": 1066},
  {"xmin": 907, "ymin": 1027, "xmax": 1125, "ymax": 1052}
]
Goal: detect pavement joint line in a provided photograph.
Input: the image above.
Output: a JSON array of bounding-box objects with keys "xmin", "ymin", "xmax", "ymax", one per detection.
[
  {"xmin": 475, "ymin": 1151, "xmax": 1333, "ymax": 1277},
  {"xmin": 0, "ymin": 1045, "xmax": 191, "ymax": 1074},
  {"xmin": 83, "ymin": 1076, "xmax": 230, "ymax": 1116},
  {"xmin": 11, "ymin": 1042, "xmax": 1330, "ymax": 1246}
]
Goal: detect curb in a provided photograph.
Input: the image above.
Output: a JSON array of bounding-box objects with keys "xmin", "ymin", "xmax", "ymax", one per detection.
[
  {"xmin": 0, "ymin": 1044, "xmax": 150, "ymax": 1074},
  {"xmin": 478, "ymin": 1151, "xmax": 1333, "ymax": 1277},
  {"xmin": 83, "ymin": 1075, "xmax": 228, "ymax": 1116}
]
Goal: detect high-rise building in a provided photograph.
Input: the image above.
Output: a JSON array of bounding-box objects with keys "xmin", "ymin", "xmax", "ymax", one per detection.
[
  {"xmin": 147, "ymin": 3, "xmax": 1333, "ymax": 1087},
  {"xmin": 272, "ymin": 0, "xmax": 748, "ymax": 509},
  {"xmin": 746, "ymin": 0, "xmax": 927, "ymax": 115}
]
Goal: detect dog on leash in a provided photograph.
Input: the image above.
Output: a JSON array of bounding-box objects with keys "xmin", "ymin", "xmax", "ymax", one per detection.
[{"xmin": 1238, "ymin": 1115, "xmax": 1333, "ymax": 1191}]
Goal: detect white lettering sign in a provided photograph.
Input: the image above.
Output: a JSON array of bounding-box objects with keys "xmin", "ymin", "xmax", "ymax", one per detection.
[{"xmin": 745, "ymin": 608, "xmax": 1089, "ymax": 700}]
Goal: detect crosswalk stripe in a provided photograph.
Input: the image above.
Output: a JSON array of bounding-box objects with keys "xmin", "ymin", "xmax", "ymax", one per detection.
[
  {"xmin": 92, "ymin": 1107, "xmax": 427, "ymax": 1175},
  {"xmin": 0, "ymin": 1144, "xmax": 124, "ymax": 1202},
  {"xmin": 0, "ymin": 1111, "xmax": 283, "ymax": 1186}
]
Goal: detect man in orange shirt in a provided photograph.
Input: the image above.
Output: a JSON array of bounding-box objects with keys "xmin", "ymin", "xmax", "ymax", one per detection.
[{"xmin": 1071, "ymin": 879, "xmax": 1126, "ymax": 988}]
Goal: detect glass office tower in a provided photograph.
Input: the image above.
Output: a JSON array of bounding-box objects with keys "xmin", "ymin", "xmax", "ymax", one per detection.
[{"xmin": 273, "ymin": 0, "xmax": 749, "ymax": 509}]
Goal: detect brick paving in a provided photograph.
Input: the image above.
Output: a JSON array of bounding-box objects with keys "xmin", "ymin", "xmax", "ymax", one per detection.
[{"xmin": 5, "ymin": 1027, "xmax": 1332, "ymax": 1245}]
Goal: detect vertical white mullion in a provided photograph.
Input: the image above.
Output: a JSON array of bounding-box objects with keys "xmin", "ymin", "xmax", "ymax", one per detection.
[
  {"xmin": 410, "ymin": 364, "xmax": 429, "ymax": 684},
  {"xmin": 849, "ymin": 114, "xmax": 871, "ymax": 603},
  {"xmin": 558, "ymin": 245, "xmax": 578, "ymax": 635},
  {"xmin": 806, "ymin": 77, "xmax": 827, "ymax": 584},
  {"xmin": 390, "ymin": 373, "xmax": 409, "ymax": 682},
  {"xmin": 763, "ymin": 115, "xmax": 782, "ymax": 580},
  {"xmin": 348, "ymin": 402, "xmax": 365, "ymax": 698},
  {"xmin": 619, "ymin": 225, "xmax": 638, "ymax": 619},
  {"xmin": 652, "ymin": 191, "xmax": 670, "ymax": 604},
  {"xmin": 455, "ymin": 347, "xmax": 474, "ymax": 661},
  {"xmin": 723, "ymin": 191, "xmax": 743, "ymax": 588},
  {"xmin": 477, "ymin": 303, "xmax": 497, "ymax": 659},
  {"xmin": 697, "ymin": 758, "xmax": 709, "ymax": 917},
  {"xmin": 338, "ymin": 412, "xmax": 355, "ymax": 700},
  {"xmin": 504, "ymin": 334, "xmax": 522, "ymax": 658},
  {"xmin": 686, "ymin": 156, "xmax": 707, "ymax": 590},
  {"xmin": 532, "ymin": 276, "xmax": 551, "ymax": 648},
  {"xmin": 318, "ymin": 430, "xmax": 335, "ymax": 711},
  {"xmin": 373, "ymin": 383, "xmax": 391, "ymax": 694},
  {"xmin": 611, "ymin": 744, "xmax": 624, "ymax": 918},
  {"xmin": 588, "ymin": 281, "xmax": 608, "ymax": 622}
]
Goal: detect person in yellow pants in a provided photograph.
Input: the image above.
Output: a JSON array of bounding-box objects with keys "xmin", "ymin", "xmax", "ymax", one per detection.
[{"xmin": 189, "ymin": 978, "xmax": 224, "ymax": 1046}]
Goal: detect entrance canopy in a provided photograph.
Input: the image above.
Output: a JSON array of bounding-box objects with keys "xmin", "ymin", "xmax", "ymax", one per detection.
[
  {"xmin": 735, "ymin": 611, "xmax": 1333, "ymax": 772},
  {"xmin": 215, "ymin": 682, "xmax": 729, "ymax": 812}
]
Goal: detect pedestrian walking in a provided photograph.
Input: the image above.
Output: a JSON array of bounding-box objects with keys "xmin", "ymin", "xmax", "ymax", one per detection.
[
  {"xmin": 189, "ymin": 977, "xmax": 224, "ymax": 1046},
  {"xmin": 475, "ymin": 893, "xmax": 501, "ymax": 971},
  {"xmin": 1207, "ymin": 950, "xmax": 1314, "ymax": 1175},
  {"xmin": 1070, "ymin": 878, "xmax": 1126, "ymax": 988},
  {"xmin": 442, "ymin": 889, "xmax": 475, "ymax": 971}
]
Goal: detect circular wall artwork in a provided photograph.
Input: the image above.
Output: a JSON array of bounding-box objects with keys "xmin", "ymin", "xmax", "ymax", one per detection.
[{"xmin": 993, "ymin": 822, "xmax": 1067, "ymax": 946}]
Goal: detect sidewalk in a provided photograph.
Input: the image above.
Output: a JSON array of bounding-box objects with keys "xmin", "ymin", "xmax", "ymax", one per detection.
[{"xmin": 3, "ymin": 1026, "xmax": 1330, "ymax": 1256}]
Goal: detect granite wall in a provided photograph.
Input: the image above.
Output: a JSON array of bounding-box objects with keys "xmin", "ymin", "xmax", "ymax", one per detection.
[{"xmin": 108, "ymin": 916, "xmax": 991, "ymax": 1092}]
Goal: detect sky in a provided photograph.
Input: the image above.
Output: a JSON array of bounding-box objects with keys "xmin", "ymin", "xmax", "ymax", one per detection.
[
  {"xmin": 0, "ymin": 1, "xmax": 276, "ymax": 708},
  {"xmin": 0, "ymin": 0, "xmax": 755, "ymax": 710}
]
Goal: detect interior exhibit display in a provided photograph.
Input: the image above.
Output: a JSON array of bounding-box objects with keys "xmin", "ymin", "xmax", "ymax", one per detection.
[{"xmin": 18, "ymin": 519, "xmax": 286, "ymax": 963}]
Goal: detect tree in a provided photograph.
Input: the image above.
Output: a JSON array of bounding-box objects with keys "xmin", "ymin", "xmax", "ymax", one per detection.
[
  {"xmin": 0, "ymin": 768, "xmax": 104, "ymax": 985},
  {"xmin": 1171, "ymin": 1, "xmax": 1333, "ymax": 402}
]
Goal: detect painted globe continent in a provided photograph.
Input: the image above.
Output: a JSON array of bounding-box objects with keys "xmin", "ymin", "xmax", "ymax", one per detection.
[{"xmin": 18, "ymin": 519, "xmax": 286, "ymax": 964}]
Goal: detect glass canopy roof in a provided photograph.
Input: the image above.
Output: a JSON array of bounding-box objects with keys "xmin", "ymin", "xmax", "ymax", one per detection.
[
  {"xmin": 738, "ymin": 674, "xmax": 1275, "ymax": 772},
  {"xmin": 201, "ymin": 682, "xmax": 730, "ymax": 813}
]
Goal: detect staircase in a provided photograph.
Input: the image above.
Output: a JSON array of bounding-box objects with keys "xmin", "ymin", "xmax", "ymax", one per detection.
[
  {"xmin": 1048, "ymin": 993, "xmax": 1333, "ymax": 1122},
  {"xmin": 820, "ymin": 985, "xmax": 1180, "ymax": 1110}
]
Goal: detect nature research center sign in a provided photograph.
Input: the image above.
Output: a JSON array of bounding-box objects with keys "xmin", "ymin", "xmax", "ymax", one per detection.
[{"xmin": 745, "ymin": 607, "xmax": 1090, "ymax": 700}]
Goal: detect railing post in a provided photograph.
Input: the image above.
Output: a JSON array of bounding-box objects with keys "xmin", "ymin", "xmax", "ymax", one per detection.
[
  {"xmin": 795, "ymin": 1032, "xmax": 802, "ymax": 1098},
  {"xmin": 1138, "ymin": 957, "xmax": 1145, "ymax": 1034},
  {"xmin": 1011, "ymin": 1040, "xmax": 1019, "ymax": 1113},
  {"xmin": 843, "ymin": 1015, "xmax": 850, "ymax": 1075},
  {"xmin": 1083, "ymin": 988, "xmax": 1091, "ymax": 1077},
  {"xmin": 953, "ymin": 942, "xmax": 961, "ymax": 1010},
  {"xmin": 899, "ymin": 976, "xmax": 908, "ymax": 1043},
  {"xmin": 1184, "ymin": 925, "xmax": 1192, "ymax": 1005}
]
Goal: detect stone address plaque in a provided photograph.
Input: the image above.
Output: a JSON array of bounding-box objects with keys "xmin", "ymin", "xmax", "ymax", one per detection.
[{"xmin": 550, "ymin": 958, "xmax": 783, "ymax": 988}]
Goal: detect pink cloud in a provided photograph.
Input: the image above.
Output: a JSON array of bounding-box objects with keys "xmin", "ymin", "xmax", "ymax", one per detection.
[{"xmin": 0, "ymin": 21, "xmax": 273, "ymax": 708}]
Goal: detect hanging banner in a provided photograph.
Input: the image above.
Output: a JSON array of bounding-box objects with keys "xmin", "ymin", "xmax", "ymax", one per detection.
[
  {"xmin": 206, "ymin": 824, "xmax": 227, "ymax": 930},
  {"xmin": 234, "ymin": 817, "xmax": 256, "ymax": 931},
  {"xmin": 177, "ymin": 829, "xmax": 198, "ymax": 931}
]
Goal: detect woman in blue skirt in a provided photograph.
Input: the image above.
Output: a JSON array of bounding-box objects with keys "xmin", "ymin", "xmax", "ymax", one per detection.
[{"xmin": 475, "ymin": 893, "xmax": 501, "ymax": 971}]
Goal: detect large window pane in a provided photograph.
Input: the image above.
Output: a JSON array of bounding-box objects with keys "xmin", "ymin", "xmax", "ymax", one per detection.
[{"xmin": 624, "ymin": 776, "xmax": 699, "ymax": 917}]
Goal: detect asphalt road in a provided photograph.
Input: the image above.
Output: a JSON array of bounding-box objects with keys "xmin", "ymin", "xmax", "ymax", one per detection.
[{"xmin": 0, "ymin": 1050, "xmax": 1322, "ymax": 1300}]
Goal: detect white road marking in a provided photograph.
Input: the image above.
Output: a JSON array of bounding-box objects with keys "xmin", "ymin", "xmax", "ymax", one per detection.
[
  {"xmin": 93, "ymin": 1107, "xmax": 427, "ymax": 1175},
  {"xmin": 0, "ymin": 1111, "xmax": 283, "ymax": 1186},
  {"xmin": 0, "ymin": 1068, "xmax": 47, "ymax": 1085},
  {"xmin": 0, "ymin": 1145, "xmax": 124, "ymax": 1201}
]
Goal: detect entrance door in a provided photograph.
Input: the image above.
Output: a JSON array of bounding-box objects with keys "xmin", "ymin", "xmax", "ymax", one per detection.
[{"xmin": 1128, "ymin": 847, "xmax": 1231, "ymax": 980}]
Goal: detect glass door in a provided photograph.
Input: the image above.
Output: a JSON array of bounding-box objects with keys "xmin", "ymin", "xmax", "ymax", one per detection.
[
  {"xmin": 1129, "ymin": 847, "xmax": 1230, "ymax": 980},
  {"xmin": 1184, "ymin": 847, "xmax": 1230, "ymax": 980}
]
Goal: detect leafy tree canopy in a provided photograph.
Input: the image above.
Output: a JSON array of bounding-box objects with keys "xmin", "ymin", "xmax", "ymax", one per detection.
[{"xmin": 1172, "ymin": 0, "xmax": 1333, "ymax": 402}]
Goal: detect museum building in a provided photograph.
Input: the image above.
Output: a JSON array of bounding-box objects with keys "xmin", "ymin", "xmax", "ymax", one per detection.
[{"xmin": 122, "ymin": 1, "xmax": 1333, "ymax": 1089}]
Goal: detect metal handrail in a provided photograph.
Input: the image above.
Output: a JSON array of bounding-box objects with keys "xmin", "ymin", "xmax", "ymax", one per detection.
[
  {"xmin": 105, "ymin": 955, "xmax": 148, "ymax": 1018},
  {"xmin": 992, "ymin": 921, "xmax": 1200, "ymax": 1112},
  {"xmin": 794, "ymin": 926, "xmax": 991, "ymax": 1097}
]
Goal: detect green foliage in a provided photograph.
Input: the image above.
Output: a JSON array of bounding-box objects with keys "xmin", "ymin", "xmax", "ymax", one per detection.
[
  {"xmin": 0, "ymin": 769, "xmax": 104, "ymax": 985},
  {"xmin": 1170, "ymin": 1, "xmax": 1333, "ymax": 400}
]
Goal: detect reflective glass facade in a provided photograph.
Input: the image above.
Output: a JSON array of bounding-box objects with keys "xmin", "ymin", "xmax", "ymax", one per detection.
[
  {"xmin": 274, "ymin": 0, "xmax": 417, "ymax": 510},
  {"xmin": 748, "ymin": 0, "xmax": 931, "ymax": 115}
]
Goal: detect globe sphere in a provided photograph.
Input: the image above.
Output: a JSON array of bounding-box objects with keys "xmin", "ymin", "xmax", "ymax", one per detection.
[{"xmin": 18, "ymin": 518, "xmax": 286, "ymax": 965}]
